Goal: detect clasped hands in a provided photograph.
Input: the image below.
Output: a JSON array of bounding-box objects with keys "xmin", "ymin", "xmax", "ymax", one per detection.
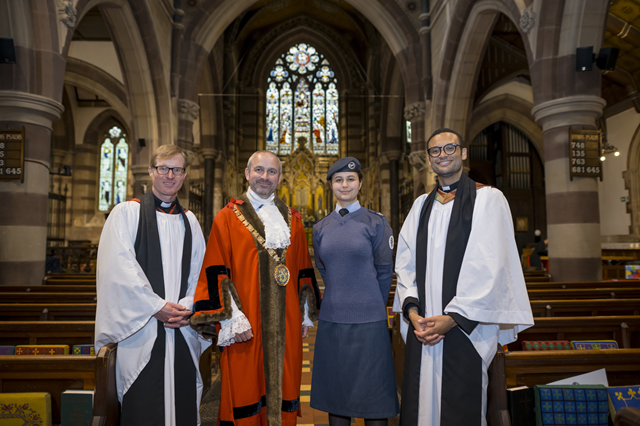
[
  {"xmin": 407, "ymin": 308, "xmax": 457, "ymax": 345},
  {"xmin": 153, "ymin": 302, "xmax": 192, "ymax": 329}
]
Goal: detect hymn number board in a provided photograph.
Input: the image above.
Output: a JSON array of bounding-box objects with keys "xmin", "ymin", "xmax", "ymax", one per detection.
[
  {"xmin": 569, "ymin": 129, "xmax": 602, "ymax": 181},
  {"xmin": 0, "ymin": 128, "xmax": 25, "ymax": 183}
]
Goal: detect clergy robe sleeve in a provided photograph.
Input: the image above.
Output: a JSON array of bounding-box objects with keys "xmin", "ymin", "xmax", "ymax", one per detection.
[
  {"xmin": 372, "ymin": 215, "xmax": 394, "ymax": 303},
  {"xmin": 393, "ymin": 194, "xmax": 428, "ymax": 313},
  {"xmin": 444, "ymin": 187, "xmax": 534, "ymax": 344},
  {"xmin": 95, "ymin": 202, "xmax": 167, "ymax": 351}
]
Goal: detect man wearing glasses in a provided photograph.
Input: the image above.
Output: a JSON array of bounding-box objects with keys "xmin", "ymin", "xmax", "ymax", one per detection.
[
  {"xmin": 95, "ymin": 145, "xmax": 209, "ymax": 426},
  {"xmin": 393, "ymin": 128, "xmax": 533, "ymax": 426}
]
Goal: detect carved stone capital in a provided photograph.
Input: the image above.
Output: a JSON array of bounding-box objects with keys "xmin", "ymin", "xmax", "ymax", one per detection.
[
  {"xmin": 404, "ymin": 102, "xmax": 426, "ymax": 122},
  {"xmin": 382, "ymin": 150, "xmax": 403, "ymax": 162},
  {"xmin": 520, "ymin": 7, "xmax": 536, "ymax": 34},
  {"xmin": 407, "ymin": 150, "xmax": 428, "ymax": 172},
  {"xmin": 58, "ymin": 1, "xmax": 77, "ymax": 28},
  {"xmin": 178, "ymin": 98, "xmax": 200, "ymax": 121},
  {"xmin": 532, "ymin": 95, "xmax": 606, "ymax": 132},
  {"xmin": 201, "ymin": 148, "xmax": 218, "ymax": 160}
]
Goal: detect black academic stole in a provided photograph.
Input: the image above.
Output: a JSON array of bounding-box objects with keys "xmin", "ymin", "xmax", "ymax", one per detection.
[{"xmin": 399, "ymin": 172, "xmax": 483, "ymax": 426}]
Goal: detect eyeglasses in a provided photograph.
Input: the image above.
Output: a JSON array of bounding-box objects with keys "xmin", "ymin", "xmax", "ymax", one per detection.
[
  {"xmin": 153, "ymin": 166, "xmax": 186, "ymax": 176},
  {"xmin": 427, "ymin": 143, "xmax": 460, "ymax": 157}
]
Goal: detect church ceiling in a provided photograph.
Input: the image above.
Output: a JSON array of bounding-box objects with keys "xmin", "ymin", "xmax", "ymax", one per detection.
[
  {"xmin": 72, "ymin": 7, "xmax": 111, "ymax": 41},
  {"xmin": 603, "ymin": 0, "xmax": 640, "ymax": 110},
  {"xmin": 228, "ymin": 0, "xmax": 371, "ymax": 63}
]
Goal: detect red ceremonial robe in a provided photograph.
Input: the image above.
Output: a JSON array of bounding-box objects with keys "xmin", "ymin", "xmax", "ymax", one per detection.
[{"xmin": 191, "ymin": 195, "xmax": 320, "ymax": 426}]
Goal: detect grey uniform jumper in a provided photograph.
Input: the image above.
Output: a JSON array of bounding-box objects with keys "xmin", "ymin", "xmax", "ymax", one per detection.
[{"xmin": 310, "ymin": 205, "xmax": 399, "ymax": 418}]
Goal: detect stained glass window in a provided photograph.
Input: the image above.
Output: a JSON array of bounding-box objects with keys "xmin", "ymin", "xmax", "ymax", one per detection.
[
  {"xmin": 98, "ymin": 126, "xmax": 128, "ymax": 211},
  {"xmin": 266, "ymin": 43, "xmax": 339, "ymax": 155},
  {"xmin": 406, "ymin": 121, "xmax": 412, "ymax": 144}
]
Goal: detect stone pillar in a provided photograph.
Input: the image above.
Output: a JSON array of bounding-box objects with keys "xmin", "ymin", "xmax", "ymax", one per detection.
[
  {"xmin": 532, "ymin": 95, "xmax": 606, "ymax": 282},
  {"xmin": 385, "ymin": 150, "xmax": 402, "ymax": 236},
  {"xmin": 70, "ymin": 144, "xmax": 98, "ymax": 228},
  {"xmin": 202, "ymin": 148, "xmax": 216, "ymax": 238},
  {"xmin": 131, "ymin": 165, "xmax": 151, "ymax": 199},
  {"xmin": 405, "ymin": 102, "xmax": 429, "ymax": 196},
  {"xmin": 0, "ymin": 91, "xmax": 64, "ymax": 284},
  {"xmin": 177, "ymin": 98, "xmax": 200, "ymax": 204}
]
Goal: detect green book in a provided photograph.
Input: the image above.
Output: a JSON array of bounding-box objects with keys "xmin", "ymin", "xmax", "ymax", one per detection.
[
  {"xmin": 534, "ymin": 384, "xmax": 609, "ymax": 425},
  {"xmin": 61, "ymin": 389, "xmax": 94, "ymax": 426}
]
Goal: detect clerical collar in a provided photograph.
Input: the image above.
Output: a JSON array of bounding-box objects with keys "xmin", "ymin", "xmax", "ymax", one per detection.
[
  {"xmin": 438, "ymin": 181, "xmax": 459, "ymax": 193},
  {"xmin": 334, "ymin": 200, "xmax": 361, "ymax": 214},
  {"xmin": 152, "ymin": 193, "xmax": 179, "ymax": 214}
]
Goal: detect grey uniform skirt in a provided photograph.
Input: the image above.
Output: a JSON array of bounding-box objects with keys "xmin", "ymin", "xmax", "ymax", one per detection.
[{"xmin": 310, "ymin": 319, "xmax": 399, "ymax": 418}]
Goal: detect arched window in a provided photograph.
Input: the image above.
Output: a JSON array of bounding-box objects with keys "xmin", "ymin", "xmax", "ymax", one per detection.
[
  {"xmin": 266, "ymin": 43, "xmax": 339, "ymax": 156},
  {"xmin": 98, "ymin": 126, "xmax": 128, "ymax": 211}
]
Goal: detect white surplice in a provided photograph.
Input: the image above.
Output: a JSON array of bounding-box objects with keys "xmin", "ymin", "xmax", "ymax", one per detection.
[
  {"xmin": 393, "ymin": 186, "xmax": 534, "ymax": 426},
  {"xmin": 95, "ymin": 200, "xmax": 210, "ymax": 426}
]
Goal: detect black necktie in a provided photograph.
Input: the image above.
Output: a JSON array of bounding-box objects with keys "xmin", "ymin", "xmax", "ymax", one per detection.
[{"xmin": 339, "ymin": 208, "xmax": 349, "ymax": 217}]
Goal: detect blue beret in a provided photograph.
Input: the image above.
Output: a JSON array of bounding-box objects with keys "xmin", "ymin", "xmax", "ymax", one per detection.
[{"xmin": 327, "ymin": 157, "xmax": 361, "ymax": 181}]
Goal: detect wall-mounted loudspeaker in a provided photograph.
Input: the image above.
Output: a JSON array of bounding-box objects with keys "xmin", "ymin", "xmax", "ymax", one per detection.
[
  {"xmin": 0, "ymin": 38, "xmax": 16, "ymax": 64},
  {"xmin": 576, "ymin": 46, "xmax": 620, "ymax": 72},
  {"xmin": 576, "ymin": 46, "xmax": 593, "ymax": 71},
  {"xmin": 139, "ymin": 138, "xmax": 146, "ymax": 148}
]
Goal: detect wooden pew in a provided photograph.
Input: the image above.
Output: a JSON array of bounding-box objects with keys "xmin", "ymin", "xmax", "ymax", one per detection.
[
  {"xmin": 1, "ymin": 292, "xmax": 97, "ymax": 304},
  {"xmin": 530, "ymin": 299, "xmax": 640, "ymax": 317},
  {"xmin": 486, "ymin": 347, "xmax": 640, "ymax": 426},
  {"xmin": 0, "ymin": 342, "xmax": 119, "ymax": 426},
  {"xmin": 43, "ymin": 274, "xmax": 96, "ymax": 284},
  {"xmin": 0, "ymin": 303, "xmax": 97, "ymax": 321},
  {"xmin": 527, "ymin": 288, "xmax": 640, "ymax": 300},
  {"xmin": 616, "ymin": 407, "xmax": 640, "ymax": 426},
  {"xmin": 527, "ymin": 280, "xmax": 640, "ymax": 290},
  {"xmin": 0, "ymin": 285, "xmax": 96, "ymax": 293},
  {"xmin": 0, "ymin": 321, "xmax": 95, "ymax": 347},
  {"xmin": 508, "ymin": 316, "xmax": 640, "ymax": 350}
]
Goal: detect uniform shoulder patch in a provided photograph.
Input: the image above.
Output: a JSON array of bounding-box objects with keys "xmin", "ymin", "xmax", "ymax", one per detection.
[
  {"xmin": 389, "ymin": 235, "xmax": 394, "ymax": 249},
  {"xmin": 368, "ymin": 209, "xmax": 384, "ymax": 217}
]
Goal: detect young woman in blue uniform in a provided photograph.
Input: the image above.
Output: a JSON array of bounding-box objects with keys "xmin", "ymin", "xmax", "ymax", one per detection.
[{"xmin": 310, "ymin": 157, "xmax": 399, "ymax": 426}]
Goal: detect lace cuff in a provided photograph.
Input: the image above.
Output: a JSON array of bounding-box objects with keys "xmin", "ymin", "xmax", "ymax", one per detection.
[
  {"xmin": 302, "ymin": 301, "xmax": 314, "ymax": 328},
  {"xmin": 217, "ymin": 294, "xmax": 252, "ymax": 346}
]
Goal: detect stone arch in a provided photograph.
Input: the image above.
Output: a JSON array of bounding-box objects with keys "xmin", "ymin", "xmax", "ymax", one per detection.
[
  {"xmin": 184, "ymin": 0, "xmax": 421, "ymax": 104},
  {"xmin": 64, "ymin": 58, "xmax": 130, "ymax": 125},
  {"xmin": 469, "ymin": 94, "xmax": 543, "ymax": 162},
  {"xmin": 625, "ymin": 123, "xmax": 640, "ymax": 236},
  {"xmin": 439, "ymin": 0, "xmax": 533, "ymax": 139},
  {"xmin": 63, "ymin": 0, "xmax": 171, "ymax": 164},
  {"xmin": 242, "ymin": 20, "xmax": 359, "ymax": 92}
]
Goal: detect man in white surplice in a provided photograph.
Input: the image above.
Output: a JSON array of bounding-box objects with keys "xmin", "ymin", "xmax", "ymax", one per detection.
[
  {"xmin": 393, "ymin": 128, "xmax": 533, "ymax": 426},
  {"xmin": 95, "ymin": 145, "xmax": 209, "ymax": 426}
]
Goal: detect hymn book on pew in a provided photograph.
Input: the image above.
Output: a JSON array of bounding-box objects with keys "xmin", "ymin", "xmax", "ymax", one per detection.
[{"xmin": 61, "ymin": 389, "xmax": 94, "ymax": 426}]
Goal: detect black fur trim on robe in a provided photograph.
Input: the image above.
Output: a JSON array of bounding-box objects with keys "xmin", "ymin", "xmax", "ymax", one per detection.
[
  {"xmin": 120, "ymin": 191, "xmax": 196, "ymax": 426},
  {"xmin": 399, "ymin": 172, "xmax": 483, "ymax": 426},
  {"xmin": 235, "ymin": 193, "xmax": 292, "ymax": 426}
]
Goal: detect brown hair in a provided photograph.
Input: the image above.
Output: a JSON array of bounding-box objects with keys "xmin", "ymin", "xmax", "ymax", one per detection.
[{"xmin": 149, "ymin": 144, "xmax": 194, "ymax": 168}]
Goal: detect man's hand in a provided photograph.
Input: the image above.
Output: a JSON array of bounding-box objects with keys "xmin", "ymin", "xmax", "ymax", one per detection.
[
  {"xmin": 153, "ymin": 302, "xmax": 192, "ymax": 329},
  {"xmin": 302, "ymin": 325, "xmax": 310, "ymax": 338},
  {"xmin": 234, "ymin": 328, "xmax": 253, "ymax": 343},
  {"xmin": 407, "ymin": 307, "xmax": 435, "ymax": 345},
  {"xmin": 420, "ymin": 315, "xmax": 457, "ymax": 345}
]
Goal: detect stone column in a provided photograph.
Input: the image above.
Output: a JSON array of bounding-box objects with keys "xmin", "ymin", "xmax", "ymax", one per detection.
[
  {"xmin": 405, "ymin": 101, "xmax": 429, "ymax": 196},
  {"xmin": 202, "ymin": 148, "xmax": 217, "ymax": 238},
  {"xmin": 0, "ymin": 91, "xmax": 64, "ymax": 284},
  {"xmin": 532, "ymin": 95, "xmax": 606, "ymax": 282},
  {"xmin": 385, "ymin": 150, "xmax": 403, "ymax": 236},
  {"xmin": 131, "ymin": 165, "xmax": 151, "ymax": 199},
  {"xmin": 177, "ymin": 98, "xmax": 200, "ymax": 204}
]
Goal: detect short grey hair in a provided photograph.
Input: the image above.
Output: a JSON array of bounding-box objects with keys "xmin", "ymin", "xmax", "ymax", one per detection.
[{"xmin": 246, "ymin": 150, "xmax": 282, "ymax": 175}]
